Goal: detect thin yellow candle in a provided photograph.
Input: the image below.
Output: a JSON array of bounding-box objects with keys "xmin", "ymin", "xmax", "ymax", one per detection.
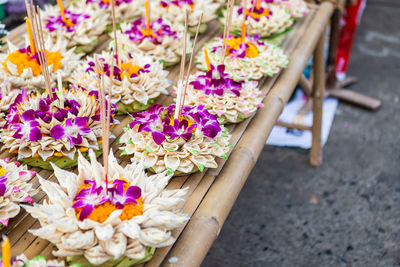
[
  {"xmin": 256, "ymin": 0, "xmax": 261, "ymax": 9},
  {"xmin": 145, "ymin": 0, "xmax": 151, "ymax": 32},
  {"xmin": 25, "ymin": 18, "xmax": 36, "ymax": 54},
  {"xmin": 2, "ymin": 237, "xmax": 10, "ymax": 267},
  {"xmin": 241, "ymin": 21, "xmax": 246, "ymax": 43},
  {"xmin": 56, "ymin": 0, "xmax": 67, "ymax": 22},
  {"xmin": 203, "ymin": 48, "xmax": 211, "ymax": 71}
]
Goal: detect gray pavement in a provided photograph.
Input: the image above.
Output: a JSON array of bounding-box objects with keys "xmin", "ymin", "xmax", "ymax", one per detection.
[{"xmin": 203, "ymin": 1, "xmax": 400, "ymax": 266}]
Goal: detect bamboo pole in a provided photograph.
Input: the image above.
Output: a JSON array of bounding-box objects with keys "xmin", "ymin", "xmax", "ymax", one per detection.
[
  {"xmin": 298, "ymin": 73, "xmax": 312, "ymax": 96},
  {"xmin": 310, "ymin": 26, "xmax": 327, "ymax": 166},
  {"xmin": 276, "ymin": 121, "xmax": 312, "ymax": 131},
  {"xmin": 163, "ymin": 3, "xmax": 334, "ymax": 266}
]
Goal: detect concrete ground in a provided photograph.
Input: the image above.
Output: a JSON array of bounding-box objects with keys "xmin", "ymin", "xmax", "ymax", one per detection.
[{"xmin": 203, "ymin": 1, "xmax": 400, "ymax": 266}]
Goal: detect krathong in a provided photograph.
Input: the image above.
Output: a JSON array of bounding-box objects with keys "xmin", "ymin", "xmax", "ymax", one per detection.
[
  {"xmin": 0, "ymin": 158, "xmax": 37, "ymax": 229},
  {"xmin": 23, "ymin": 150, "xmax": 189, "ymax": 266},
  {"xmin": 221, "ymin": 0, "xmax": 294, "ymax": 38},
  {"xmin": 116, "ymin": 17, "xmax": 192, "ymax": 67},
  {"xmin": 152, "ymin": 0, "xmax": 220, "ymax": 34},
  {"xmin": 261, "ymin": 0, "xmax": 309, "ymax": 19},
  {"xmin": 0, "ymin": 38, "xmax": 81, "ymax": 90},
  {"xmin": 86, "ymin": 0, "xmax": 144, "ymax": 22},
  {"xmin": 42, "ymin": 2, "xmax": 109, "ymax": 53},
  {"xmin": 71, "ymin": 51, "xmax": 170, "ymax": 114},
  {"xmin": 119, "ymin": 104, "xmax": 231, "ymax": 175},
  {"xmin": 0, "ymin": 86, "xmax": 118, "ymax": 170},
  {"xmin": 183, "ymin": 64, "xmax": 264, "ymax": 124},
  {"xmin": 196, "ymin": 34, "xmax": 288, "ymax": 80}
]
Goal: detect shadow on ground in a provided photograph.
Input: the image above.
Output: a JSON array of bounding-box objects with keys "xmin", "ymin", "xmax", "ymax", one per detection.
[{"xmin": 203, "ymin": 0, "xmax": 400, "ymax": 266}]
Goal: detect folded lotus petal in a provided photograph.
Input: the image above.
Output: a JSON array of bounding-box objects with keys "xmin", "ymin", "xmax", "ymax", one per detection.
[
  {"xmin": 94, "ymin": 223, "xmax": 115, "ymax": 242},
  {"xmin": 84, "ymin": 245, "xmax": 112, "ymax": 265}
]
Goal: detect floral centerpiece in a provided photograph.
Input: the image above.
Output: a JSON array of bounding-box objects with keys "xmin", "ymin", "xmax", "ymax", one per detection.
[
  {"xmin": 196, "ymin": 34, "xmax": 288, "ymax": 80},
  {"xmin": 0, "ymin": 37, "xmax": 81, "ymax": 90},
  {"xmin": 221, "ymin": 1, "xmax": 294, "ymax": 38},
  {"xmin": 261, "ymin": 0, "xmax": 309, "ymax": 19},
  {"xmin": 71, "ymin": 51, "xmax": 170, "ymax": 114},
  {"xmin": 42, "ymin": 2, "xmax": 109, "ymax": 53},
  {"xmin": 183, "ymin": 64, "xmax": 264, "ymax": 124},
  {"xmin": 85, "ymin": 0, "xmax": 144, "ymax": 23},
  {"xmin": 116, "ymin": 17, "xmax": 191, "ymax": 67},
  {"xmin": 151, "ymin": 0, "xmax": 220, "ymax": 34},
  {"xmin": 0, "ymin": 86, "xmax": 117, "ymax": 170},
  {"xmin": 23, "ymin": 150, "xmax": 189, "ymax": 266},
  {"xmin": 119, "ymin": 104, "xmax": 231, "ymax": 175},
  {"xmin": 0, "ymin": 158, "xmax": 37, "ymax": 229}
]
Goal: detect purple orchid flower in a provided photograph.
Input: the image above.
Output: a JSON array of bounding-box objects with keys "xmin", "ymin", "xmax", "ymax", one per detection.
[
  {"xmin": 10, "ymin": 109, "xmax": 42, "ymax": 142},
  {"xmin": 0, "ymin": 176, "xmax": 7, "ymax": 197},
  {"xmin": 108, "ymin": 179, "xmax": 141, "ymax": 209},
  {"xmin": 86, "ymin": 0, "xmax": 133, "ymax": 8},
  {"xmin": 50, "ymin": 117, "xmax": 91, "ymax": 147},
  {"xmin": 190, "ymin": 64, "xmax": 243, "ymax": 96},
  {"xmin": 73, "ymin": 180, "xmax": 109, "ymax": 221},
  {"xmin": 45, "ymin": 10, "xmax": 90, "ymax": 33},
  {"xmin": 125, "ymin": 17, "xmax": 178, "ymax": 45},
  {"xmin": 160, "ymin": 0, "xmax": 194, "ymax": 8},
  {"xmin": 163, "ymin": 118, "xmax": 197, "ymax": 141}
]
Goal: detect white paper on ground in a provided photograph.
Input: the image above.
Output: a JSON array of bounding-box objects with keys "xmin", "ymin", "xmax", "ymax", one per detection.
[{"xmin": 266, "ymin": 89, "xmax": 338, "ymax": 149}]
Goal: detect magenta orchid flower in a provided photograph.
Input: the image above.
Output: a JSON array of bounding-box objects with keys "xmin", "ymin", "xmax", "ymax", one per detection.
[
  {"xmin": 238, "ymin": 4, "xmax": 273, "ymax": 22},
  {"xmin": 72, "ymin": 180, "xmax": 109, "ymax": 221},
  {"xmin": 108, "ymin": 179, "xmax": 141, "ymax": 209},
  {"xmin": 50, "ymin": 117, "xmax": 91, "ymax": 147},
  {"xmin": 127, "ymin": 104, "xmax": 222, "ymax": 145},
  {"xmin": 85, "ymin": 60, "xmax": 151, "ymax": 81},
  {"xmin": 190, "ymin": 64, "xmax": 242, "ymax": 96},
  {"xmin": 10, "ymin": 109, "xmax": 42, "ymax": 142},
  {"xmin": 45, "ymin": 10, "xmax": 90, "ymax": 33},
  {"xmin": 86, "ymin": 0, "xmax": 133, "ymax": 8},
  {"xmin": 0, "ymin": 176, "xmax": 7, "ymax": 197},
  {"xmin": 160, "ymin": 0, "xmax": 194, "ymax": 8},
  {"xmin": 125, "ymin": 18, "xmax": 178, "ymax": 45}
]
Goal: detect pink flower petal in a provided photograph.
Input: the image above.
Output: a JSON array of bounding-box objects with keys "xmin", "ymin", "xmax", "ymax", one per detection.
[
  {"xmin": 23, "ymin": 195, "xmax": 33, "ymax": 204},
  {"xmin": 11, "ymin": 186, "xmax": 21, "ymax": 193}
]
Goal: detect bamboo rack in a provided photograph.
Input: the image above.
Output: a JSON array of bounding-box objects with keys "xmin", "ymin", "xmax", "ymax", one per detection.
[{"xmin": 0, "ymin": 2, "xmax": 333, "ymax": 266}]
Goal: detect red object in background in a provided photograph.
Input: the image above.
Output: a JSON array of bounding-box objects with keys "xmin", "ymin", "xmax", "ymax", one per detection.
[{"xmin": 336, "ymin": 0, "xmax": 366, "ymax": 78}]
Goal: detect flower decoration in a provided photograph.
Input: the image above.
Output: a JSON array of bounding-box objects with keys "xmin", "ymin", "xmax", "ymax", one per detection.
[
  {"xmin": 0, "ymin": 37, "xmax": 81, "ymax": 90},
  {"xmin": 42, "ymin": 3, "xmax": 109, "ymax": 53},
  {"xmin": 221, "ymin": 1, "xmax": 294, "ymax": 38},
  {"xmin": 184, "ymin": 64, "xmax": 264, "ymax": 123},
  {"xmin": 0, "ymin": 81, "xmax": 20, "ymax": 128},
  {"xmin": 261, "ymin": 0, "xmax": 309, "ymax": 18},
  {"xmin": 86, "ymin": 0, "xmax": 143, "ymax": 22},
  {"xmin": 116, "ymin": 17, "xmax": 192, "ymax": 67},
  {"xmin": 24, "ymin": 150, "xmax": 189, "ymax": 266},
  {"xmin": 152, "ymin": 0, "xmax": 220, "ymax": 34},
  {"xmin": 71, "ymin": 52, "xmax": 170, "ymax": 114},
  {"xmin": 196, "ymin": 34, "xmax": 288, "ymax": 80},
  {"xmin": 119, "ymin": 104, "xmax": 231, "ymax": 175},
  {"xmin": 0, "ymin": 158, "xmax": 37, "ymax": 229},
  {"xmin": 0, "ymin": 254, "xmax": 65, "ymax": 267},
  {"xmin": 1, "ymin": 86, "xmax": 118, "ymax": 170}
]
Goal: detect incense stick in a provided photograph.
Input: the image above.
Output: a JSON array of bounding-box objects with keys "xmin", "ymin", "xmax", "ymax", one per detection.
[
  {"xmin": 175, "ymin": 9, "xmax": 189, "ymax": 119},
  {"xmin": 110, "ymin": 0, "xmax": 119, "ymax": 67},
  {"xmin": 180, "ymin": 13, "xmax": 203, "ymax": 115},
  {"xmin": 222, "ymin": 0, "xmax": 234, "ymax": 63},
  {"xmin": 241, "ymin": 0, "xmax": 248, "ymax": 43}
]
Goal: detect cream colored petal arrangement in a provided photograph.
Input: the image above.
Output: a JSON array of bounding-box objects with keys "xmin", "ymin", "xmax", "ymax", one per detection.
[
  {"xmin": 116, "ymin": 17, "xmax": 192, "ymax": 67},
  {"xmin": 275, "ymin": 0, "xmax": 309, "ymax": 19},
  {"xmin": 196, "ymin": 35, "xmax": 288, "ymax": 80},
  {"xmin": 222, "ymin": 3, "xmax": 293, "ymax": 38},
  {"xmin": 70, "ymin": 51, "xmax": 170, "ymax": 115},
  {"xmin": 0, "ymin": 158, "xmax": 37, "ymax": 229},
  {"xmin": 182, "ymin": 65, "xmax": 264, "ymax": 124},
  {"xmin": 119, "ymin": 104, "xmax": 231, "ymax": 175},
  {"xmin": 0, "ymin": 86, "xmax": 118, "ymax": 170},
  {"xmin": 151, "ymin": 0, "xmax": 220, "ymax": 34},
  {"xmin": 42, "ymin": 1, "xmax": 109, "ymax": 54},
  {"xmin": 0, "ymin": 37, "xmax": 82, "ymax": 90},
  {"xmin": 84, "ymin": 0, "xmax": 144, "ymax": 23},
  {"xmin": 23, "ymin": 150, "xmax": 189, "ymax": 266},
  {"xmin": 0, "ymin": 81, "xmax": 20, "ymax": 128}
]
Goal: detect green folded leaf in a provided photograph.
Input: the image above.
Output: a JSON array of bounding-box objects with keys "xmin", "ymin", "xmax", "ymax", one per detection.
[
  {"xmin": 211, "ymin": 142, "xmax": 220, "ymax": 147},
  {"xmin": 167, "ymin": 167, "xmax": 175, "ymax": 175},
  {"xmin": 190, "ymin": 149, "xmax": 200, "ymax": 155},
  {"xmin": 195, "ymin": 162, "xmax": 205, "ymax": 172},
  {"xmin": 120, "ymin": 149, "xmax": 127, "ymax": 156},
  {"xmin": 144, "ymin": 146, "xmax": 153, "ymax": 153},
  {"xmin": 221, "ymin": 154, "xmax": 228, "ymax": 160},
  {"xmin": 228, "ymin": 143, "xmax": 234, "ymax": 148},
  {"xmin": 127, "ymin": 138, "xmax": 134, "ymax": 145},
  {"xmin": 165, "ymin": 147, "xmax": 175, "ymax": 152}
]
